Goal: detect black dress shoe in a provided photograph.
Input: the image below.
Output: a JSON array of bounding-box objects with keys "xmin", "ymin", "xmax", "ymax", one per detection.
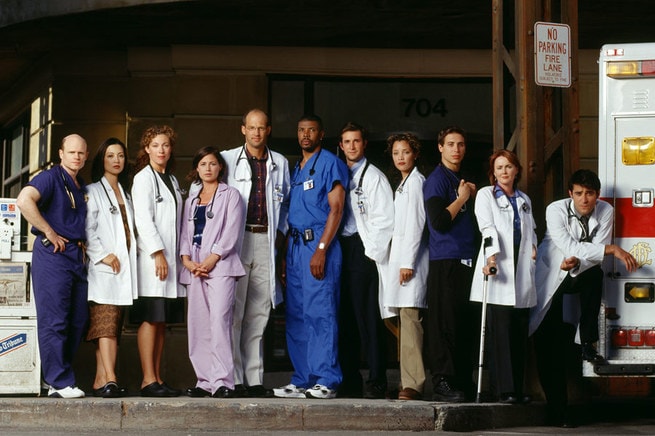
[
  {"xmin": 582, "ymin": 342, "xmax": 606, "ymax": 363},
  {"xmin": 233, "ymin": 384, "xmax": 248, "ymax": 397},
  {"xmin": 499, "ymin": 392, "xmax": 519, "ymax": 404},
  {"xmin": 160, "ymin": 381, "xmax": 181, "ymax": 397},
  {"xmin": 186, "ymin": 387, "xmax": 211, "ymax": 397},
  {"xmin": 141, "ymin": 382, "xmax": 169, "ymax": 397},
  {"xmin": 363, "ymin": 381, "xmax": 387, "ymax": 399},
  {"xmin": 432, "ymin": 377, "xmax": 466, "ymax": 402},
  {"xmin": 246, "ymin": 385, "xmax": 274, "ymax": 398},
  {"xmin": 212, "ymin": 386, "xmax": 235, "ymax": 398},
  {"xmin": 94, "ymin": 382, "xmax": 121, "ymax": 398}
]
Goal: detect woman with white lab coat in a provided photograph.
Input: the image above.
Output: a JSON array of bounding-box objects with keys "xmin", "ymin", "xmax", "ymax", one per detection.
[
  {"xmin": 131, "ymin": 125, "xmax": 185, "ymax": 397},
  {"xmin": 379, "ymin": 133, "xmax": 429, "ymax": 401},
  {"xmin": 85, "ymin": 138, "xmax": 137, "ymax": 398},
  {"xmin": 470, "ymin": 149, "xmax": 537, "ymax": 404}
]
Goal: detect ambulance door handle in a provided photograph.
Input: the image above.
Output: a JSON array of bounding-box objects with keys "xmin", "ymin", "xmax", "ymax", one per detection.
[{"xmin": 608, "ymin": 272, "xmax": 621, "ymax": 279}]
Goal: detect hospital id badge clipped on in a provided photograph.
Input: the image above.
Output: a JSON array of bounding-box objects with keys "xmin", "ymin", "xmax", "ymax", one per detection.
[{"xmin": 303, "ymin": 179, "xmax": 314, "ymax": 191}]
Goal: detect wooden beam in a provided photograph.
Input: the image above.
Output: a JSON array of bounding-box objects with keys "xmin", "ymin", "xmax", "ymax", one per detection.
[{"xmin": 492, "ymin": 0, "xmax": 505, "ymax": 151}]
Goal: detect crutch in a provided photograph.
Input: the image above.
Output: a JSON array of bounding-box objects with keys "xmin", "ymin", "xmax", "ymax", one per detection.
[{"xmin": 476, "ymin": 237, "xmax": 496, "ymax": 403}]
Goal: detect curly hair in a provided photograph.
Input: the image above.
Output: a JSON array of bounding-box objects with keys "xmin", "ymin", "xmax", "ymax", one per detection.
[
  {"xmin": 134, "ymin": 125, "xmax": 177, "ymax": 173},
  {"xmin": 385, "ymin": 132, "xmax": 423, "ymax": 187}
]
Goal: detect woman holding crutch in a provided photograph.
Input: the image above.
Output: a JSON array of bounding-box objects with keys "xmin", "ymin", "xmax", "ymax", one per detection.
[{"xmin": 470, "ymin": 149, "xmax": 537, "ymax": 404}]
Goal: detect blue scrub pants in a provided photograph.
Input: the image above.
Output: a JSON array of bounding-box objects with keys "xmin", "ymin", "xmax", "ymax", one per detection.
[
  {"xmin": 32, "ymin": 240, "xmax": 88, "ymax": 389},
  {"xmin": 285, "ymin": 231, "xmax": 342, "ymax": 389}
]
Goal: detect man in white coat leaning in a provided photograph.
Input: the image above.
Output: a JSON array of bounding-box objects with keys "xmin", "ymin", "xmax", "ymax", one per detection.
[
  {"xmin": 529, "ymin": 169, "xmax": 637, "ymax": 427},
  {"xmin": 337, "ymin": 121, "xmax": 394, "ymax": 399},
  {"xmin": 221, "ymin": 108, "xmax": 290, "ymax": 398}
]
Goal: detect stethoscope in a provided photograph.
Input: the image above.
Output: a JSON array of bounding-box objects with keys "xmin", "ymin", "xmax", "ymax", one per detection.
[
  {"xmin": 354, "ymin": 161, "xmax": 370, "ymax": 214},
  {"xmin": 291, "ymin": 148, "xmax": 322, "ymax": 186},
  {"xmin": 149, "ymin": 164, "xmax": 164, "ymax": 203},
  {"xmin": 100, "ymin": 179, "xmax": 118, "ymax": 214},
  {"xmin": 148, "ymin": 164, "xmax": 186, "ymax": 202},
  {"xmin": 234, "ymin": 145, "xmax": 278, "ymax": 182},
  {"xmin": 60, "ymin": 166, "xmax": 77, "ymax": 209},
  {"xmin": 567, "ymin": 200, "xmax": 596, "ymax": 242},
  {"xmin": 188, "ymin": 186, "xmax": 218, "ymax": 220},
  {"xmin": 492, "ymin": 185, "xmax": 530, "ymax": 213}
]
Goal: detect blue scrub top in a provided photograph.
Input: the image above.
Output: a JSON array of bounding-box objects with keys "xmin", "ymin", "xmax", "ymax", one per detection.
[
  {"xmin": 289, "ymin": 148, "xmax": 348, "ymax": 231},
  {"xmin": 28, "ymin": 165, "xmax": 87, "ymax": 240}
]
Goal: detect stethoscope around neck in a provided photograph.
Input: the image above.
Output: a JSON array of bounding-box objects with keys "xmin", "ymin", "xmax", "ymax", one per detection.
[
  {"xmin": 189, "ymin": 185, "xmax": 218, "ymax": 220},
  {"xmin": 100, "ymin": 179, "xmax": 119, "ymax": 214},
  {"xmin": 235, "ymin": 145, "xmax": 277, "ymax": 182},
  {"xmin": 149, "ymin": 164, "xmax": 165, "ymax": 203}
]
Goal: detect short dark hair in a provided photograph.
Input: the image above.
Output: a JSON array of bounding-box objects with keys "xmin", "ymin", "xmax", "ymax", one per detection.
[
  {"xmin": 340, "ymin": 121, "xmax": 367, "ymax": 141},
  {"xmin": 298, "ymin": 114, "xmax": 324, "ymax": 131},
  {"xmin": 437, "ymin": 126, "xmax": 466, "ymax": 146},
  {"xmin": 186, "ymin": 146, "xmax": 227, "ymax": 184},
  {"xmin": 91, "ymin": 137, "xmax": 131, "ymax": 188},
  {"xmin": 568, "ymin": 169, "xmax": 601, "ymax": 192}
]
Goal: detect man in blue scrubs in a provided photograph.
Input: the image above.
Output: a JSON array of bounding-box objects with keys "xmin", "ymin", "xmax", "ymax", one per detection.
[
  {"xmin": 17, "ymin": 134, "xmax": 89, "ymax": 398},
  {"xmin": 273, "ymin": 114, "xmax": 348, "ymax": 400}
]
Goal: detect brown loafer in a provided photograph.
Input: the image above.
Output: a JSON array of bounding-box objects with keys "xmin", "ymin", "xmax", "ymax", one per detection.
[{"xmin": 398, "ymin": 387, "xmax": 422, "ymax": 400}]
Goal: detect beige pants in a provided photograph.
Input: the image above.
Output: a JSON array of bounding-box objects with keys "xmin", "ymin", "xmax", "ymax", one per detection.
[{"xmin": 400, "ymin": 307, "xmax": 426, "ymax": 392}]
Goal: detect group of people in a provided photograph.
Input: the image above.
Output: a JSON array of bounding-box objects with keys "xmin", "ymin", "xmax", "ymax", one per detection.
[{"xmin": 15, "ymin": 110, "xmax": 639, "ymax": 426}]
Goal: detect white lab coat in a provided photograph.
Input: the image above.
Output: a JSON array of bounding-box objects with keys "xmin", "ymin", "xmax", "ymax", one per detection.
[
  {"xmin": 470, "ymin": 186, "xmax": 537, "ymax": 308},
  {"xmin": 85, "ymin": 177, "xmax": 138, "ymax": 305},
  {"xmin": 528, "ymin": 198, "xmax": 612, "ymax": 336},
  {"xmin": 378, "ymin": 167, "xmax": 428, "ymax": 319},
  {"xmin": 132, "ymin": 166, "xmax": 186, "ymax": 298},
  {"xmin": 220, "ymin": 145, "xmax": 290, "ymax": 307},
  {"xmin": 348, "ymin": 158, "xmax": 394, "ymax": 264}
]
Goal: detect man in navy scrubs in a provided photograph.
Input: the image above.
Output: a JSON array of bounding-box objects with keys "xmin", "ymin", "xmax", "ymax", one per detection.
[{"xmin": 17, "ymin": 133, "xmax": 89, "ymax": 398}]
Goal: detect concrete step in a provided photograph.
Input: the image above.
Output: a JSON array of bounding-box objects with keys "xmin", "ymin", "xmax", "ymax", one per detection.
[{"xmin": 0, "ymin": 396, "xmax": 547, "ymax": 432}]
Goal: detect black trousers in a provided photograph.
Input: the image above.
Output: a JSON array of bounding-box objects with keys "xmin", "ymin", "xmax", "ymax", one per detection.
[
  {"xmin": 533, "ymin": 265, "xmax": 603, "ymax": 418},
  {"xmin": 338, "ymin": 234, "xmax": 387, "ymax": 390},
  {"xmin": 487, "ymin": 305, "xmax": 529, "ymax": 396},
  {"xmin": 425, "ymin": 259, "xmax": 477, "ymax": 391}
]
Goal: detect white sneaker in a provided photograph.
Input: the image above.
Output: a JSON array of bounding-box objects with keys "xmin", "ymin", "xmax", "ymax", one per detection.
[
  {"xmin": 48, "ymin": 385, "xmax": 85, "ymax": 398},
  {"xmin": 273, "ymin": 383, "xmax": 306, "ymax": 398},
  {"xmin": 305, "ymin": 384, "xmax": 336, "ymax": 399}
]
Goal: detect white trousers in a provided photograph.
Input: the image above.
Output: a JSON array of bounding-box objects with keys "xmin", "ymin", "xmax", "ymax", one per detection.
[{"xmin": 231, "ymin": 231, "xmax": 272, "ymax": 386}]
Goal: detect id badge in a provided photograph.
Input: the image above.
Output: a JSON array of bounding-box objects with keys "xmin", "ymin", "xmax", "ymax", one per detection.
[{"xmin": 303, "ymin": 179, "xmax": 314, "ymax": 191}]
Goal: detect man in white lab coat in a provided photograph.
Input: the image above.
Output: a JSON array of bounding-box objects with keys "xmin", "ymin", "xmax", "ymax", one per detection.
[
  {"xmin": 337, "ymin": 121, "xmax": 394, "ymax": 398},
  {"xmin": 529, "ymin": 169, "xmax": 638, "ymax": 427},
  {"xmin": 221, "ymin": 109, "xmax": 290, "ymax": 398}
]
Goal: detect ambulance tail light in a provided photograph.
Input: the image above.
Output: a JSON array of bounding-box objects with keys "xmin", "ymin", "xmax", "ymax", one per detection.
[
  {"xmin": 645, "ymin": 329, "xmax": 655, "ymax": 347},
  {"xmin": 629, "ymin": 328, "xmax": 645, "ymax": 347},
  {"xmin": 607, "ymin": 60, "xmax": 655, "ymax": 78},
  {"xmin": 611, "ymin": 328, "xmax": 628, "ymax": 348}
]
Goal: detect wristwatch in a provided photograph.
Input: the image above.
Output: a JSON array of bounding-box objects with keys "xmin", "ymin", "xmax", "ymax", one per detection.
[{"xmin": 318, "ymin": 242, "xmax": 326, "ymax": 250}]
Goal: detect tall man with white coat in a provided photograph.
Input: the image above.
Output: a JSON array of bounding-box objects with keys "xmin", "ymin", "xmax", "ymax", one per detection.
[
  {"xmin": 337, "ymin": 122, "xmax": 394, "ymax": 399},
  {"xmin": 221, "ymin": 108, "xmax": 290, "ymax": 397}
]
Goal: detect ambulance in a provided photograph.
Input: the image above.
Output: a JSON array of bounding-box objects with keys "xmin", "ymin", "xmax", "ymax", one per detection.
[{"xmin": 588, "ymin": 42, "xmax": 655, "ymax": 376}]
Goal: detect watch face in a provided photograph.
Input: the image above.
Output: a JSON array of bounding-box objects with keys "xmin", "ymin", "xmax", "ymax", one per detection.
[{"xmin": 318, "ymin": 242, "xmax": 325, "ymax": 250}]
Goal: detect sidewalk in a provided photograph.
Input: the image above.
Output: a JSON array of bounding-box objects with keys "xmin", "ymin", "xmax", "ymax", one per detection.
[{"xmin": 0, "ymin": 396, "xmax": 547, "ymax": 432}]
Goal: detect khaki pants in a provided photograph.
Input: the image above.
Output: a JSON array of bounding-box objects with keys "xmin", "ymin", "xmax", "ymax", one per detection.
[{"xmin": 400, "ymin": 307, "xmax": 426, "ymax": 392}]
